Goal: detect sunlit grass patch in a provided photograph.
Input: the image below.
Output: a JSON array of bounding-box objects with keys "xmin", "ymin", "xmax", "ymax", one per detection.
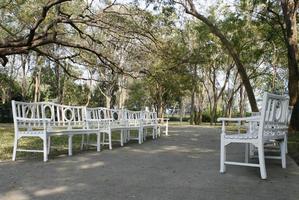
[{"xmin": 0, "ymin": 124, "xmax": 144, "ymax": 161}]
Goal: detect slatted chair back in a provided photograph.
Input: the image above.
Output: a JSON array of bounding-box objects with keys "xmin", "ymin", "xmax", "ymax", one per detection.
[
  {"xmin": 258, "ymin": 93, "xmax": 289, "ymax": 140},
  {"xmin": 45, "ymin": 103, "xmax": 86, "ymax": 129},
  {"xmin": 143, "ymin": 111, "xmax": 157, "ymax": 125},
  {"xmin": 127, "ymin": 110, "xmax": 142, "ymax": 126},
  {"xmin": 12, "ymin": 101, "xmax": 50, "ymax": 129},
  {"xmin": 86, "ymin": 107, "xmax": 111, "ymax": 120},
  {"xmin": 85, "ymin": 107, "xmax": 112, "ymax": 129},
  {"xmin": 98, "ymin": 108, "xmax": 125, "ymax": 127}
]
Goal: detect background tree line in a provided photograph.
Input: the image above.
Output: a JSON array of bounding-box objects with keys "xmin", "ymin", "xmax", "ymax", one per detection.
[{"xmin": 0, "ymin": 0, "xmax": 298, "ymax": 131}]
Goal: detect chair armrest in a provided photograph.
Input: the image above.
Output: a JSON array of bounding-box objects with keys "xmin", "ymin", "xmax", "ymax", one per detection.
[
  {"xmin": 218, "ymin": 116, "xmax": 260, "ymax": 135},
  {"xmin": 16, "ymin": 117, "xmax": 51, "ymax": 122},
  {"xmin": 15, "ymin": 117, "xmax": 51, "ymax": 130},
  {"xmin": 218, "ymin": 116, "xmax": 260, "ymax": 122},
  {"xmin": 85, "ymin": 118, "xmax": 113, "ymax": 122}
]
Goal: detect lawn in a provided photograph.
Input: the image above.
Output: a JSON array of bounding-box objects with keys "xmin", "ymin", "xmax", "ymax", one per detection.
[{"xmin": 0, "ymin": 123, "xmax": 131, "ymax": 161}]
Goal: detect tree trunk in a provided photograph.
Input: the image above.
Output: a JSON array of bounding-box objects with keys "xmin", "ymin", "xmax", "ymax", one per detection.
[
  {"xmin": 105, "ymin": 96, "xmax": 111, "ymax": 108},
  {"xmin": 179, "ymin": 99, "xmax": 183, "ymax": 123},
  {"xmin": 34, "ymin": 56, "xmax": 42, "ymax": 102},
  {"xmin": 54, "ymin": 62, "xmax": 63, "ymax": 103},
  {"xmin": 183, "ymin": 0, "xmax": 258, "ymax": 112},
  {"xmin": 190, "ymin": 87, "xmax": 195, "ymax": 125},
  {"xmin": 21, "ymin": 55, "xmax": 28, "ymax": 99},
  {"xmin": 34, "ymin": 72, "xmax": 41, "ymax": 102},
  {"xmin": 281, "ymin": 0, "xmax": 299, "ymax": 131}
]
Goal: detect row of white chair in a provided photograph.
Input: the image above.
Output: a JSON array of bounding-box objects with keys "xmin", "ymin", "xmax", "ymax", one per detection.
[{"xmin": 11, "ymin": 101, "xmax": 166, "ymax": 162}]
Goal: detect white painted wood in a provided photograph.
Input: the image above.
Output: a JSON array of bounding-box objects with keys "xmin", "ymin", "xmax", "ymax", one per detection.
[
  {"xmin": 217, "ymin": 92, "xmax": 290, "ymax": 179},
  {"xmin": 11, "ymin": 101, "xmax": 159, "ymax": 161}
]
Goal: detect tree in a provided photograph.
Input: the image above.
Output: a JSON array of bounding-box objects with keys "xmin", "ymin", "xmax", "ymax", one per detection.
[
  {"xmin": 174, "ymin": 0, "xmax": 259, "ymax": 112},
  {"xmin": 280, "ymin": 0, "xmax": 299, "ymax": 130}
]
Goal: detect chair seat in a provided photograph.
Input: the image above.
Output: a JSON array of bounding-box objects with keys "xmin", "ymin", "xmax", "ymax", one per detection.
[
  {"xmin": 264, "ymin": 132, "xmax": 285, "ymax": 140},
  {"xmin": 224, "ymin": 132, "xmax": 285, "ymax": 140},
  {"xmin": 224, "ymin": 133, "xmax": 258, "ymax": 139}
]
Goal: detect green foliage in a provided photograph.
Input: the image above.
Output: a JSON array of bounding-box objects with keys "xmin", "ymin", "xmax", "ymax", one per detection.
[{"xmin": 125, "ymin": 80, "xmax": 149, "ymax": 110}]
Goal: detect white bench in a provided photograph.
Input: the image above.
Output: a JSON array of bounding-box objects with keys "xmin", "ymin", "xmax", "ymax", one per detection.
[
  {"xmin": 218, "ymin": 92, "xmax": 290, "ymax": 179},
  {"xmin": 12, "ymin": 101, "xmax": 159, "ymax": 161},
  {"xmin": 11, "ymin": 101, "xmax": 102, "ymax": 162}
]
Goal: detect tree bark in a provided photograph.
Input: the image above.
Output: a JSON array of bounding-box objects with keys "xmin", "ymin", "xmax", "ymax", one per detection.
[
  {"xmin": 20, "ymin": 55, "xmax": 28, "ymax": 99},
  {"xmin": 281, "ymin": 0, "xmax": 299, "ymax": 131}
]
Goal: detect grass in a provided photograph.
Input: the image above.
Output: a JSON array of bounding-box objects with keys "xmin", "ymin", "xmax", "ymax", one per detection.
[
  {"xmin": 0, "ymin": 123, "xmax": 134, "ymax": 161},
  {"xmin": 168, "ymin": 121, "xmax": 190, "ymax": 126}
]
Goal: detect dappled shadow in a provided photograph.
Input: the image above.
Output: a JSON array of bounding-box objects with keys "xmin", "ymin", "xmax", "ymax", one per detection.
[{"xmin": 0, "ymin": 126, "xmax": 299, "ymax": 200}]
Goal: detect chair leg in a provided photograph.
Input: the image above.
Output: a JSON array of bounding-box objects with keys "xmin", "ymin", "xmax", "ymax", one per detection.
[
  {"xmin": 220, "ymin": 135, "xmax": 226, "ymax": 173},
  {"xmin": 284, "ymin": 134, "xmax": 288, "ymax": 154},
  {"xmin": 157, "ymin": 126, "xmax": 161, "ymax": 137},
  {"xmin": 97, "ymin": 133, "xmax": 101, "ymax": 152},
  {"xmin": 138, "ymin": 128, "xmax": 143, "ymax": 144},
  {"xmin": 68, "ymin": 135, "xmax": 73, "ymax": 156},
  {"xmin": 124, "ymin": 130, "xmax": 128, "ymax": 143},
  {"xmin": 108, "ymin": 131, "xmax": 112, "ymax": 150},
  {"xmin": 144, "ymin": 129, "xmax": 147, "ymax": 141},
  {"xmin": 12, "ymin": 137, "xmax": 18, "ymax": 161},
  {"xmin": 257, "ymin": 144, "xmax": 267, "ymax": 179},
  {"xmin": 280, "ymin": 141, "xmax": 286, "ymax": 168},
  {"xmin": 120, "ymin": 130, "xmax": 124, "ymax": 147},
  {"xmin": 152, "ymin": 128, "xmax": 155, "ymax": 139},
  {"xmin": 43, "ymin": 137, "xmax": 48, "ymax": 162},
  {"xmin": 47, "ymin": 136, "xmax": 51, "ymax": 155}
]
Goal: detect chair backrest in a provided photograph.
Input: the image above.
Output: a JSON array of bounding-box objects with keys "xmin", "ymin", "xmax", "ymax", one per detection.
[
  {"xmin": 12, "ymin": 100, "xmax": 157, "ymax": 131},
  {"xmin": 49, "ymin": 103, "xmax": 86, "ymax": 128},
  {"xmin": 109, "ymin": 109, "xmax": 126, "ymax": 121},
  {"xmin": 12, "ymin": 100, "xmax": 87, "ymax": 130},
  {"xmin": 142, "ymin": 111, "xmax": 157, "ymax": 125},
  {"xmin": 86, "ymin": 107, "xmax": 111, "ymax": 120},
  {"xmin": 126, "ymin": 110, "xmax": 142, "ymax": 126},
  {"xmin": 12, "ymin": 100, "xmax": 49, "ymax": 129},
  {"xmin": 258, "ymin": 92, "xmax": 289, "ymax": 139}
]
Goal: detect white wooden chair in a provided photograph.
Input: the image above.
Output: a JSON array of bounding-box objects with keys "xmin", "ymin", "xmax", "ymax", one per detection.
[
  {"xmin": 248, "ymin": 106, "xmax": 293, "ymax": 158},
  {"xmin": 12, "ymin": 101, "xmax": 102, "ymax": 162},
  {"xmin": 142, "ymin": 111, "xmax": 158, "ymax": 140},
  {"xmin": 12, "ymin": 101, "xmax": 50, "ymax": 162},
  {"xmin": 218, "ymin": 92, "xmax": 289, "ymax": 179},
  {"xmin": 126, "ymin": 110, "xmax": 144, "ymax": 144},
  {"xmin": 84, "ymin": 107, "xmax": 113, "ymax": 150}
]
